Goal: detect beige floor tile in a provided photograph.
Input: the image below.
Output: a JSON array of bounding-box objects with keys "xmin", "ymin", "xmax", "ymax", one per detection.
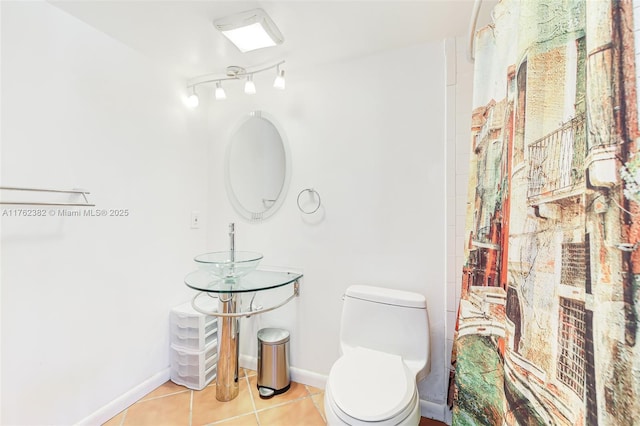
[
  {"xmin": 311, "ymin": 393, "xmax": 325, "ymax": 421},
  {"xmin": 104, "ymin": 377, "xmax": 332, "ymax": 426},
  {"xmin": 191, "ymin": 380, "xmax": 254, "ymax": 426},
  {"xmin": 243, "ymin": 368, "xmax": 257, "ymax": 377},
  {"xmin": 123, "ymin": 391, "xmax": 191, "ymax": 426},
  {"xmin": 257, "ymin": 398, "xmax": 326, "ymax": 426},
  {"xmin": 213, "ymin": 413, "xmax": 259, "ymax": 426},
  {"xmin": 305, "ymin": 385, "xmax": 323, "ymax": 395},
  {"xmin": 247, "ymin": 375, "xmax": 310, "ymax": 411},
  {"xmin": 139, "ymin": 380, "xmax": 190, "ymax": 401}
]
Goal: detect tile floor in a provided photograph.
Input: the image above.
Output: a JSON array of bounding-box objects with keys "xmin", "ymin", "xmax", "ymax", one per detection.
[{"xmin": 102, "ymin": 368, "xmax": 446, "ymax": 426}]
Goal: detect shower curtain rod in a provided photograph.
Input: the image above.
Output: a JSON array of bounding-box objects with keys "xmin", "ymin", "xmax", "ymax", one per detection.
[{"xmin": 467, "ymin": 0, "xmax": 483, "ymax": 62}]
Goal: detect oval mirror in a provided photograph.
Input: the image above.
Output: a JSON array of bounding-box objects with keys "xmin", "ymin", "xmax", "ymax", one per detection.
[{"xmin": 225, "ymin": 111, "xmax": 290, "ymax": 222}]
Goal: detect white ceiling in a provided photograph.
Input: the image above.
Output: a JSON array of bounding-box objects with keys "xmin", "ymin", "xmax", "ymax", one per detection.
[{"xmin": 50, "ymin": 0, "xmax": 497, "ymax": 79}]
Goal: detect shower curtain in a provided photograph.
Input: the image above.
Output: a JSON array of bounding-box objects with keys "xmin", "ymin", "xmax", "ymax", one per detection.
[{"xmin": 449, "ymin": 0, "xmax": 640, "ymax": 424}]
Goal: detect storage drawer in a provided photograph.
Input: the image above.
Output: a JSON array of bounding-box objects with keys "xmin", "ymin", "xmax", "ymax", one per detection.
[
  {"xmin": 170, "ymin": 341, "xmax": 218, "ymax": 390},
  {"xmin": 170, "ymin": 300, "xmax": 217, "ymax": 351},
  {"xmin": 171, "ymin": 363, "xmax": 216, "ymax": 391}
]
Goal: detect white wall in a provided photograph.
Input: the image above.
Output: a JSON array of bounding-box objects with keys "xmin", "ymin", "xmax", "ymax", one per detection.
[
  {"xmin": 0, "ymin": 2, "xmax": 209, "ymax": 424},
  {"xmin": 201, "ymin": 42, "xmax": 449, "ymax": 414}
]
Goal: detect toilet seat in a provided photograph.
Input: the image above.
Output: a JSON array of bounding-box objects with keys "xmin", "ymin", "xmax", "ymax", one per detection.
[
  {"xmin": 326, "ymin": 382, "xmax": 418, "ymax": 426},
  {"xmin": 327, "ymin": 347, "xmax": 416, "ymax": 423}
]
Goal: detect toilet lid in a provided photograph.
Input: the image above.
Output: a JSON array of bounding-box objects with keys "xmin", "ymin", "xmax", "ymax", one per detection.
[{"xmin": 328, "ymin": 347, "xmax": 415, "ymax": 422}]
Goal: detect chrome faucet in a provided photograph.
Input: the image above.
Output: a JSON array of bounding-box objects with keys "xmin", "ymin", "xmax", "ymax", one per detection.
[
  {"xmin": 227, "ymin": 223, "xmax": 236, "ymax": 279},
  {"xmin": 229, "ymin": 222, "xmax": 235, "ymax": 262}
]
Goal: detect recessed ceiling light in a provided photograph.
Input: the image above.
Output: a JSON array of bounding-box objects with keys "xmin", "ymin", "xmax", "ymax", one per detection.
[{"xmin": 214, "ymin": 8, "xmax": 284, "ymax": 53}]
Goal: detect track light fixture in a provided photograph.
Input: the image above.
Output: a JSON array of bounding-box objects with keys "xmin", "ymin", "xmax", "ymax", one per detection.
[{"xmin": 186, "ymin": 60, "xmax": 285, "ymax": 106}]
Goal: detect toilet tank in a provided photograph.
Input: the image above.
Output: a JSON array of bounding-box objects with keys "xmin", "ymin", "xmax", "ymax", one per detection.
[{"xmin": 339, "ymin": 285, "xmax": 430, "ymax": 381}]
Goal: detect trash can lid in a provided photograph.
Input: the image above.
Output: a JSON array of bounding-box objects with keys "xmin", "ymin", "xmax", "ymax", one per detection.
[{"xmin": 258, "ymin": 328, "xmax": 290, "ymax": 345}]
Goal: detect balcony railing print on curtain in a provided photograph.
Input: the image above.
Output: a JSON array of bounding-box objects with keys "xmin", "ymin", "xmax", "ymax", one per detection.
[{"xmin": 527, "ymin": 113, "xmax": 586, "ymax": 202}]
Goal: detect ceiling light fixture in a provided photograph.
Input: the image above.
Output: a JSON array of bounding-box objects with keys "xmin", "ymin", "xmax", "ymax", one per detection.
[
  {"xmin": 214, "ymin": 8, "xmax": 284, "ymax": 53},
  {"xmin": 186, "ymin": 86, "xmax": 199, "ymax": 108},
  {"xmin": 186, "ymin": 61, "xmax": 285, "ymax": 106},
  {"xmin": 273, "ymin": 65, "xmax": 285, "ymax": 90},
  {"xmin": 244, "ymin": 74, "xmax": 256, "ymax": 95},
  {"xmin": 215, "ymin": 81, "xmax": 227, "ymax": 100}
]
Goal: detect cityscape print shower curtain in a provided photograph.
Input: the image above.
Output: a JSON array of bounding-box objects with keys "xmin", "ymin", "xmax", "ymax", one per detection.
[{"xmin": 450, "ymin": 0, "xmax": 640, "ymax": 424}]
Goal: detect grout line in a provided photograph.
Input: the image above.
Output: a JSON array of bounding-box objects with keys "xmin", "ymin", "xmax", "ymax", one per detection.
[
  {"xmin": 246, "ymin": 375, "xmax": 321, "ymax": 420},
  {"xmin": 309, "ymin": 393, "xmax": 326, "ymax": 422},
  {"xmin": 119, "ymin": 408, "xmax": 127, "ymax": 426},
  {"xmin": 244, "ymin": 370, "xmax": 261, "ymax": 426},
  {"xmin": 304, "ymin": 385, "xmax": 323, "ymax": 397},
  {"xmin": 199, "ymin": 370, "xmax": 261, "ymax": 426},
  {"xmin": 188, "ymin": 390, "xmax": 194, "ymax": 426},
  {"xmin": 139, "ymin": 389, "xmax": 190, "ymax": 403},
  {"xmin": 205, "ymin": 412, "xmax": 257, "ymax": 426},
  {"xmin": 253, "ymin": 393, "xmax": 315, "ymax": 414}
]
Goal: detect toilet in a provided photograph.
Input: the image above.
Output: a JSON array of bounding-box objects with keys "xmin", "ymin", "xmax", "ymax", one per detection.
[{"xmin": 324, "ymin": 285, "xmax": 430, "ymax": 426}]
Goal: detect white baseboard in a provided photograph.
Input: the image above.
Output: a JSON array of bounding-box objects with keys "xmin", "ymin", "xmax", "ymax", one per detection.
[
  {"xmin": 75, "ymin": 368, "xmax": 170, "ymax": 426},
  {"xmin": 239, "ymin": 354, "xmax": 258, "ymax": 372},
  {"xmin": 290, "ymin": 366, "xmax": 327, "ymax": 390},
  {"xmin": 239, "ymin": 355, "xmax": 328, "ymax": 390}
]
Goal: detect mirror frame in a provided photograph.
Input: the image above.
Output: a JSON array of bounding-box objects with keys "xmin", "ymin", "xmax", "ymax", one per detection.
[{"xmin": 224, "ymin": 110, "xmax": 291, "ymax": 222}]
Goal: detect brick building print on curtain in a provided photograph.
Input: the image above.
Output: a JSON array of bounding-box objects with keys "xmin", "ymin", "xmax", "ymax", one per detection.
[{"xmin": 450, "ymin": 1, "xmax": 640, "ymax": 425}]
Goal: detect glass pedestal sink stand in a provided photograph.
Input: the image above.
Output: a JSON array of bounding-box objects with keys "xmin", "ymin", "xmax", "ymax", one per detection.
[{"xmin": 186, "ymin": 270, "xmax": 302, "ymax": 402}]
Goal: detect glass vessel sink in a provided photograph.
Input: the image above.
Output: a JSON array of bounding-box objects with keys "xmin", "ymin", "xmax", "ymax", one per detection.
[{"xmin": 194, "ymin": 251, "xmax": 263, "ymax": 279}]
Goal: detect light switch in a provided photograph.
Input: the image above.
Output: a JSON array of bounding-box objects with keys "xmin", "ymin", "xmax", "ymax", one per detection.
[{"xmin": 191, "ymin": 211, "xmax": 201, "ymax": 229}]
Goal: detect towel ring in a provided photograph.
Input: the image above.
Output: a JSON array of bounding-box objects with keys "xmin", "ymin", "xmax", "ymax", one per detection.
[{"xmin": 297, "ymin": 188, "xmax": 321, "ymax": 214}]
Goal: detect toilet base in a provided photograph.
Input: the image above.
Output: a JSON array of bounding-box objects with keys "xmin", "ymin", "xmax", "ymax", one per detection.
[{"xmin": 324, "ymin": 382, "xmax": 421, "ymax": 426}]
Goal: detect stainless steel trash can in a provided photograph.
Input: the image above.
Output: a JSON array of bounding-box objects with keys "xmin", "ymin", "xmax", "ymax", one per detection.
[{"xmin": 257, "ymin": 328, "xmax": 290, "ymax": 398}]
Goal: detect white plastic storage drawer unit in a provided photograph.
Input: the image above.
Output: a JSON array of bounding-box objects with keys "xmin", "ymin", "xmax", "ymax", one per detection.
[
  {"xmin": 170, "ymin": 340, "xmax": 217, "ymax": 390},
  {"xmin": 169, "ymin": 299, "xmax": 218, "ymax": 390},
  {"xmin": 170, "ymin": 299, "xmax": 217, "ymax": 351}
]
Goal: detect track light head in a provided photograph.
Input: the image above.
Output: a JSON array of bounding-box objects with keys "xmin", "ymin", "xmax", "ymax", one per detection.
[
  {"xmin": 186, "ymin": 86, "xmax": 199, "ymax": 108},
  {"xmin": 187, "ymin": 86, "xmax": 200, "ymax": 108},
  {"xmin": 244, "ymin": 75, "xmax": 256, "ymax": 94},
  {"xmin": 215, "ymin": 81, "xmax": 227, "ymax": 100},
  {"xmin": 187, "ymin": 93, "xmax": 199, "ymax": 108},
  {"xmin": 273, "ymin": 68, "xmax": 285, "ymax": 90}
]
